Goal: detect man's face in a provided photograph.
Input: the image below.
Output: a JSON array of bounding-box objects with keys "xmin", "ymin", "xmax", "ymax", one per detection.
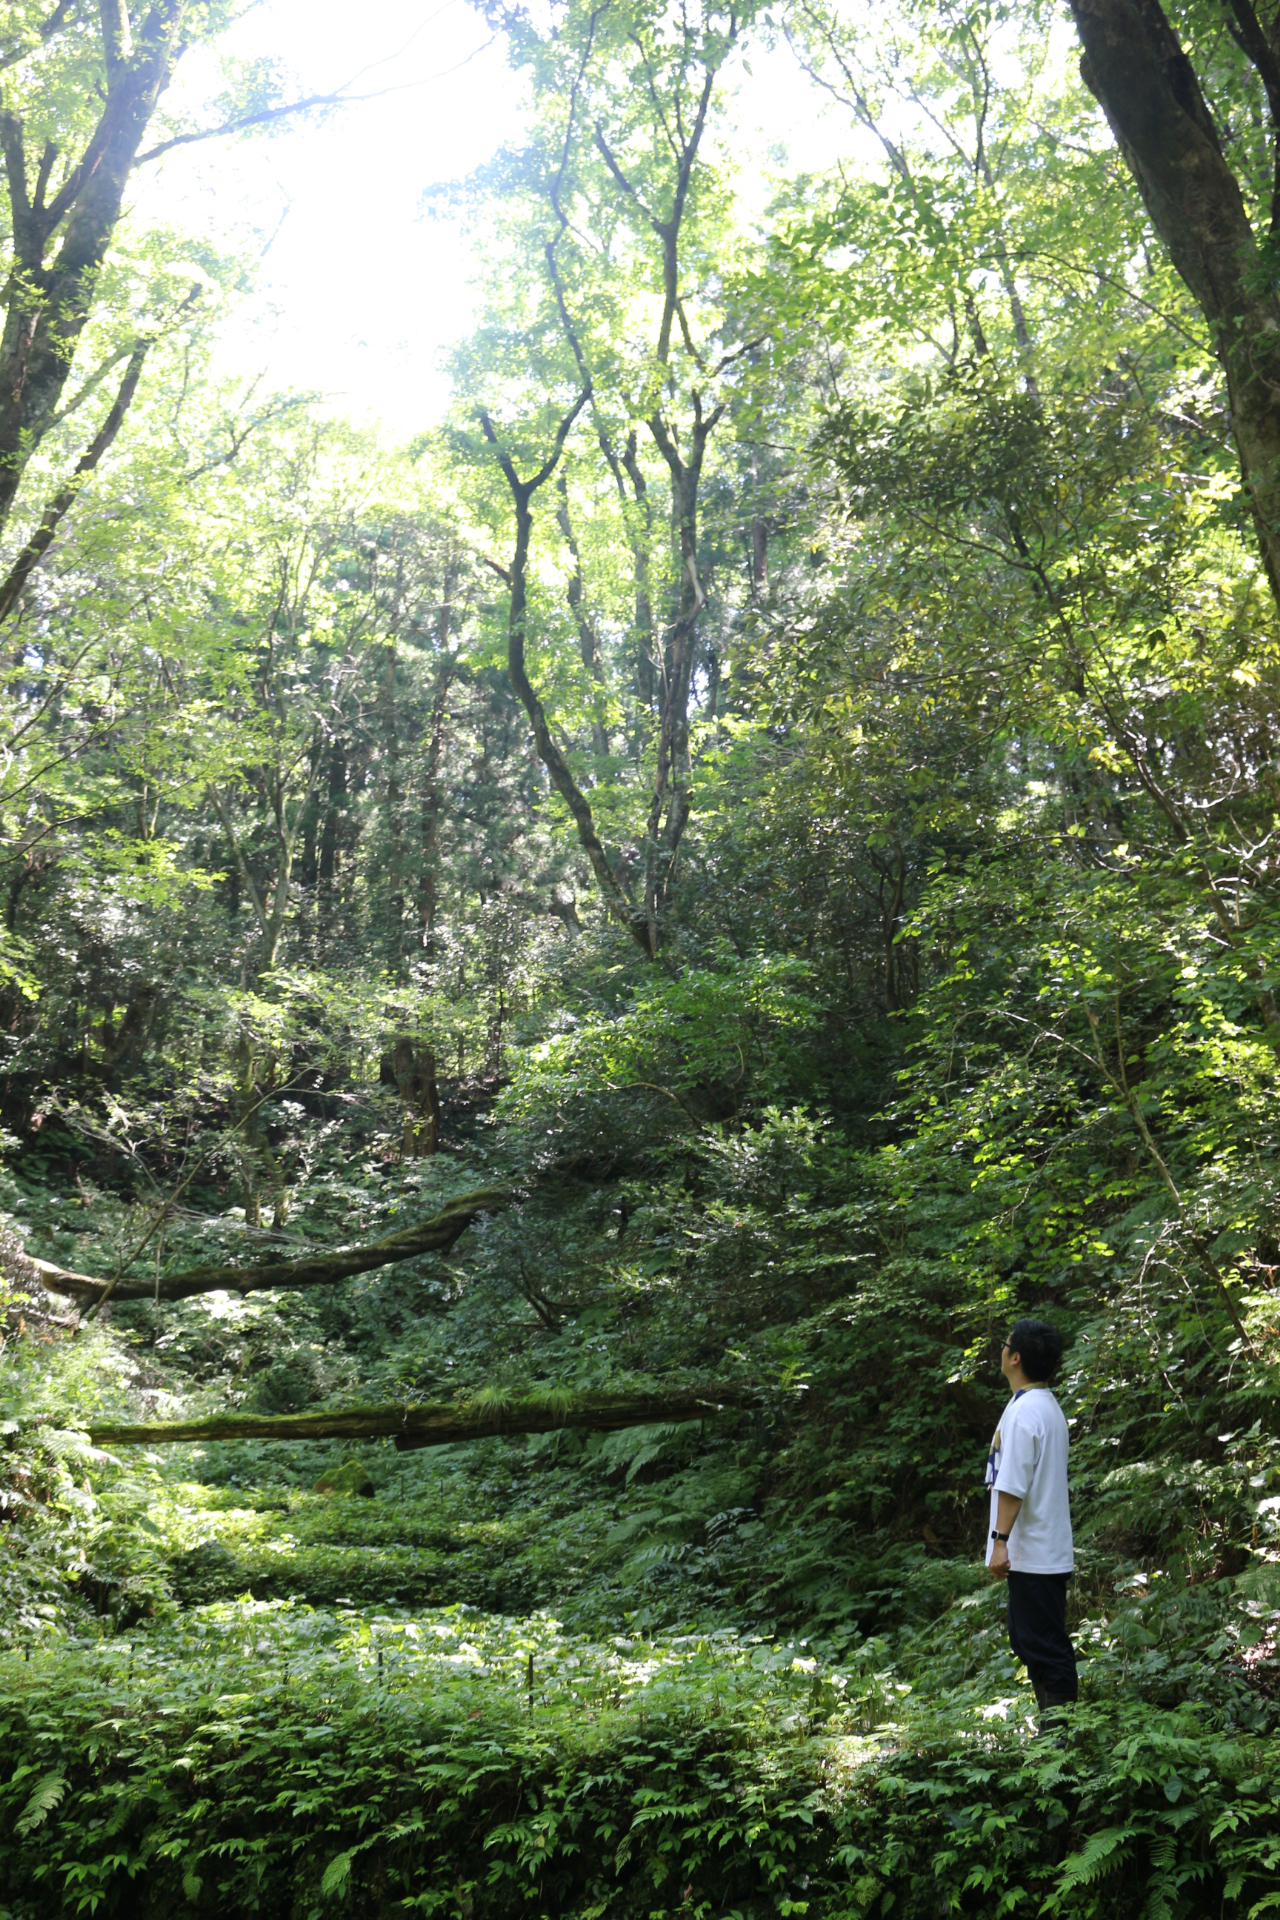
[{"xmin": 1000, "ymin": 1337, "xmax": 1021, "ymax": 1385}]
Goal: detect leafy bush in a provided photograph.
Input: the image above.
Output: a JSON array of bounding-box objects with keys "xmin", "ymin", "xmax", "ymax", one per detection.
[{"xmin": 3, "ymin": 1606, "xmax": 1280, "ymax": 1919}]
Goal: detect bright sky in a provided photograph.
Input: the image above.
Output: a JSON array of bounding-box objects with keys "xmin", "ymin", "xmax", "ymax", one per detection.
[{"xmin": 141, "ymin": 0, "xmax": 854, "ymax": 435}]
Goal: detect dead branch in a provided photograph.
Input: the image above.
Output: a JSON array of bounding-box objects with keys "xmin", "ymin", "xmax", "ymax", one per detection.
[
  {"xmin": 33, "ymin": 1188, "xmax": 510, "ymax": 1306},
  {"xmin": 87, "ymin": 1386, "xmax": 748, "ymax": 1451}
]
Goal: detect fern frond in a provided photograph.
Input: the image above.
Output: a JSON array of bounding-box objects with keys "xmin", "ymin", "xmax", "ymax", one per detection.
[
  {"xmin": 15, "ymin": 1772, "xmax": 67, "ymax": 1837},
  {"xmin": 1056, "ymin": 1827, "xmax": 1132, "ymax": 1892}
]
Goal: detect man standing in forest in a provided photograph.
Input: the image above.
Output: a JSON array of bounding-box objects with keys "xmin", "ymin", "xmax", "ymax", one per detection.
[{"xmin": 986, "ymin": 1318, "xmax": 1078, "ymax": 1725}]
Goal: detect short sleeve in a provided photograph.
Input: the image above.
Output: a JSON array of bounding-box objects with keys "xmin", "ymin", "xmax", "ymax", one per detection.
[{"xmin": 994, "ymin": 1408, "xmax": 1040, "ymax": 1498}]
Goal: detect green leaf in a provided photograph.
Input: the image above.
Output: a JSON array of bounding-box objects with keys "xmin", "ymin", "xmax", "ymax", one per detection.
[
  {"xmin": 320, "ymin": 1850, "xmax": 354, "ymax": 1896},
  {"xmin": 15, "ymin": 1772, "xmax": 67, "ymax": 1837}
]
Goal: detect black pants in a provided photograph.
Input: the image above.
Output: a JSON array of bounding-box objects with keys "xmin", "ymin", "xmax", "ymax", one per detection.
[{"xmin": 1007, "ymin": 1571, "xmax": 1078, "ymax": 1702}]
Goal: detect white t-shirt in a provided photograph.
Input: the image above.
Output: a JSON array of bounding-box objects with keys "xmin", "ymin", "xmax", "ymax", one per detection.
[{"xmin": 985, "ymin": 1387, "xmax": 1073, "ymax": 1574}]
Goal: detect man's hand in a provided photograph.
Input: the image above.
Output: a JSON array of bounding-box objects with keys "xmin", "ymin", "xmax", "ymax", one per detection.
[{"xmin": 988, "ymin": 1493, "xmax": 1021, "ymax": 1580}]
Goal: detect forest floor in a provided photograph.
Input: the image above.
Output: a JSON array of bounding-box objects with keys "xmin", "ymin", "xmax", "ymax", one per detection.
[
  {"xmin": 3, "ymin": 1123, "xmax": 1280, "ymax": 1917},
  {"xmin": 3, "ymin": 1341, "xmax": 1280, "ymax": 1917}
]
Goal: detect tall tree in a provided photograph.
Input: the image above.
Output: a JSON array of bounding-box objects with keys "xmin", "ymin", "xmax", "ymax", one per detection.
[
  {"xmin": 0, "ymin": 0, "xmax": 379, "ymax": 591},
  {"xmin": 1064, "ymin": 0, "xmax": 1280, "ymax": 610},
  {"xmin": 0, "ymin": 2, "xmax": 211, "ymax": 534},
  {"xmin": 467, "ymin": 0, "xmax": 761, "ymax": 954}
]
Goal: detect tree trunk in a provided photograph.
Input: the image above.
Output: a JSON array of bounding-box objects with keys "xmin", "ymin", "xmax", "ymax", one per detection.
[
  {"xmin": 556, "ymin": 473, "xmax": 610, "ymax": 757},
  {"xmin": 1065, "ymin": 0, "xmax": 1280, "ymax": 610},
  {"xmin": 644, "ymin": 403, "xmax": 719, "ymax": 943},
  {"xmin": 392, "ymin": 1036, "xmax": 442, "ymax": 1159},
  {"xmin": 622, "ymin": 432, "xmax": 657, "ymax": 712},
  {"xmin": 419, "ymin": 657, "xmax": 456, "ymax": 951},
  {"xmin": 86, "ymin": 1386, "xmax": 748, "ymax": 1451},
  {"xmin": 0, "ymin": 337, "xmax": 150, "ymax": 622},
  {"xmin": 0, "ymin": 2, "xmax": 186, "ymax": 536},
  {"xmin": 750, "ymin": 446, "xmax": 768, "ymax": 591},
  {"xmin": 33, "ymin": 1187, "xmax": 509, "ymax": 1305},
  {"xmin": 480, "ymin": 401, "xmax": 654, "ymax": 953},
  {"xmin": 232, "ymin": 1031, "xmax": 291, "ymax": 1232},
  {"xmin": 382, "ymin": 636, "xmax": 405, "ymax": 952}
]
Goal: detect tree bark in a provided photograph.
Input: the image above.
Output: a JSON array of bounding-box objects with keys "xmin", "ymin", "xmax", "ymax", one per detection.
[
  {"xmin": 32, "ymin": 1187, "xmax": 509, "ymax": 1305},
  {"xmin": 750, "ymin": 446, "xmax": 768, "ymax": 591},
  {"xmin": 0, "ymin": 2, "xmax": 187, "ymax": 535},
  {"xmin": 556, "ymin": 471, "xmax": 609, "ymax": 756},
  {"xmin": 0, "ymin": 335, "xmax": 150, "ymax": 624},
  {"xmin": 536, "ymin": 22, "xmax": 733, "ymax": 952},
  {"xmin": 85, "ymin": 1386, "xmax": 748, "ymax": 1450},
  {"xmin": 622, "ymin": 432, "xmax": 657, "ymax": 712},
  {"xmin": 643, "ymin": 399, "xmax": 720, "ymax": 945},
  {"xmin": 1065, "ymin": 0, "xmax": 1280, "ymax": 609},
  {"xmin": 419, "ymin": 654, "xmax": 456, "ymax": 951},
  {"xmin": 480, "ymin": 400, "xmax": 654, "ymax": 952},
  {"xmin": 383, "ymin": 633, "xmax": 405, "ymax": 950},
  {"xmin": 391, "ymin": 1036, "xmax": 442, "ymax": 1159}
]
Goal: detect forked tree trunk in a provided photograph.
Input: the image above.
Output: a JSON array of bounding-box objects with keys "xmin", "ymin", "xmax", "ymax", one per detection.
[
  {"xmin": 0, "ymin": 2, "xmax": 187, "ymax": 536},
  {"xmin": 480, "ymin": 398, "xmax": 654, "ymax": 953}
]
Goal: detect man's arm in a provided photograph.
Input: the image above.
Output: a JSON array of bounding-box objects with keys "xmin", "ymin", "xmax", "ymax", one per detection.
[{"xmin": 989, "ymin": 1491, "xmax": 1023, "ymax": 1581}]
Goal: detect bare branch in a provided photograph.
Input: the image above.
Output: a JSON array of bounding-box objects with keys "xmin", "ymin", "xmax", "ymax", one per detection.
[
  {"xmin": 0, "ymin": 335, "xmax": 151, "ymax": 626},
  {"xmin": 136, "ymin": 85, "xmax": 391, "ymax": 166},
  {"xmin": 0, "ymin": 0, "xmax": 78, "ymax": 75}
]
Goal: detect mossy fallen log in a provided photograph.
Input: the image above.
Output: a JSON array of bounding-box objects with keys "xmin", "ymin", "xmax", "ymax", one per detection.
[
  {"xmin": 32, "ymin": 1188, "xmax": 510, "ymax": 1306},
  {"xmin": 88, "ymin": 1388, "xmax": 747, "ymax": 1451}
]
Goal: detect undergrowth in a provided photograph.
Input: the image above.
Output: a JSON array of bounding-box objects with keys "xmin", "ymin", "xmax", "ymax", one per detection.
[
  {"xmin": 2, "ymin": 1603, "xmax": 1280, "ymax": 1919},
  {"xmin": 4, "ymin": 989, "xmax": 1280, "ymax": 1917}
]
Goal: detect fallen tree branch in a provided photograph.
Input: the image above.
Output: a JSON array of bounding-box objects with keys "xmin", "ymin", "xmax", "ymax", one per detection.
[
  {"xmin": 88, "ymin": 1387, "xmax": 749, "ymax": 1451},
  {"xmin": 33, "ymin": 1189, "xmax": 510, "ymax": 1306}
]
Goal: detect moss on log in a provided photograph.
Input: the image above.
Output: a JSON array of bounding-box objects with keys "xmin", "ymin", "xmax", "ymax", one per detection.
[
  {"xmin": 33, "ymin": 1189, "xmax": 510, "ymax": 1306},
  {"xmin": 88, "ymin": 1388, "xmax": 746, "ymax": 1451}
]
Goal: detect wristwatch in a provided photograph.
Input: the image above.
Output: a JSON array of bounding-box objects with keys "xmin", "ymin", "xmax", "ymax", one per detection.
[{"xmin": 991, "ymin": 1530, "xmax": 1010, "ymax": 1542}]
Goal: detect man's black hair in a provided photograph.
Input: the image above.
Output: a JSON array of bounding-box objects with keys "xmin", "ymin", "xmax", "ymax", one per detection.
[{"xmin": 1007, "ymin": 1317, "xmax": 1063, "ymax": 1383}]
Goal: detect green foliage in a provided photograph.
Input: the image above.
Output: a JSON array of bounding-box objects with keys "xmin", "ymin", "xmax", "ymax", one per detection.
[
  {"xmin": 500, "ymin": 952, "xmax": 822, "ymax": 1158},
  {"xmin": 0, "ymin": 1602, "xmax": 866, "ymax": 1918},
  {"xmin": 2, "ymin": 1608, "xmax": 1280, "ymax": 1917},
  {"xmin": 6, "ymin": 0, "xmax": 1280, "ymax": 1914}
]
